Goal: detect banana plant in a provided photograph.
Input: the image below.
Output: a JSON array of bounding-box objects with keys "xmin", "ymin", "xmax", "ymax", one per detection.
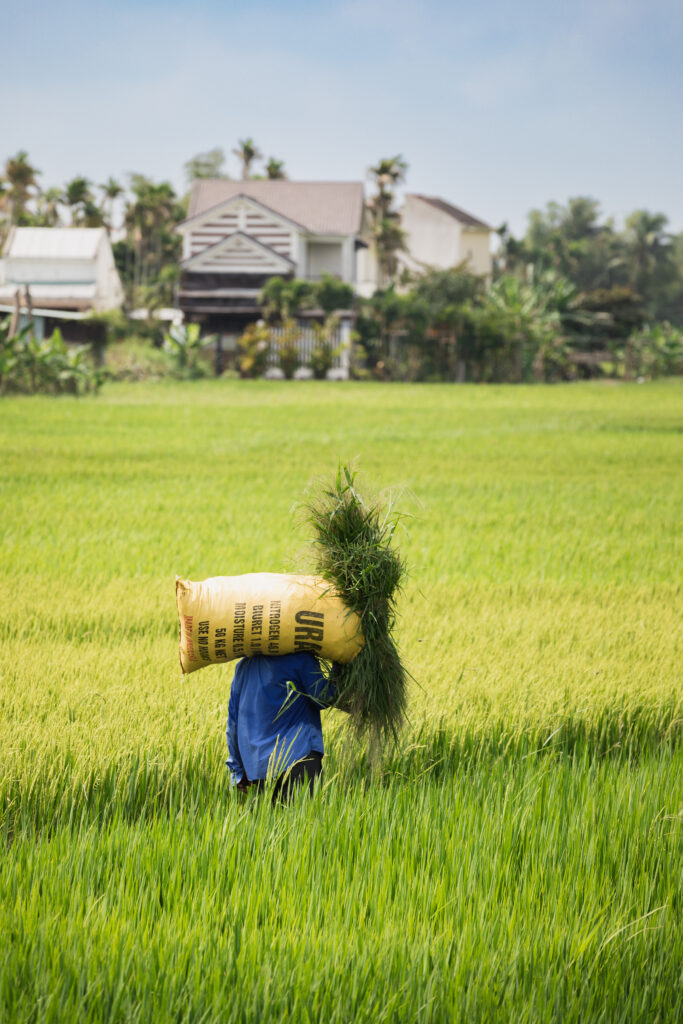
[
  {"xmin": 163, "ymin": 322, "xmax": 216, "ymax": 377},
  {"xmin": 0, "ymin": 319, "xmax": 101, "ymax": 394},
  {"xmin": 0, "ymin": 319, "xmax": 29, "ymax": 394}
]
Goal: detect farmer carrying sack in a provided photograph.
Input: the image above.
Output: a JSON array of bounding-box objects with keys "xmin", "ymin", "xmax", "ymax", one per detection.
[{"xmin": 176, "ymin": 573, "xmax": 364, "ymax": 674}]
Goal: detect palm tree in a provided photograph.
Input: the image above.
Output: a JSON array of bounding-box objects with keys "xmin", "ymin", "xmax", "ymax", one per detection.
[
  {"xmin": 63, "ymin": 176, "xmax": 94, "ymax": 225},
  {"xmin": 373, "ymin": 216, "xmax": 406, "ymax": 285},
  {"xmin": 624, "ymin": 211, "xmax": 674, "ymax": 310},
  {"xmin": 80, "ymin": 200, "xmax": 105, "ymax": 228},
  {"xmin": 183, "ymin": 148, "xmax": 227, "ymax": 184},
  {"xmin": 100, "ymin": 177, "xmax": 124, "ymax": 233},
  {"xmin": 35, "ymin": 187, "xmax": 63, "ymax": 227},
  {"xmin": 265, "ymin": 158, "xmax": 286, "ymax": 180},
  {"xmin": 125, "ymin": 174, "xmax": 182, "ymax": 297},
  {"xmin": 232, "ymin": 138, "xmax": 262, "ymax": 180},
  {"xmin": 2, "ymin": 151, "xmax": 41, "ymax": 224},
  {"xmin": 368, "ymin": 155, "xmax": 408, "ymax": 286},
  {"xmin": 369, "ymin": 155, "xmax": 408, "ymax": 195}
]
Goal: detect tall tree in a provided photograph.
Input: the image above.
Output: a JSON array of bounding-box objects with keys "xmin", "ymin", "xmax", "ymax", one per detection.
[
  {"xmin": 100, "ymin": 177, "xmax": 124, "ymax": 232},
  {"xmin": 124, "ymin": 174, "xmax": 184, "ymax": 303},
  {"xmin": 493, "ymin": 222, "xmax": 530, "ymax": 278},
  {"xmin": 232, "ymin": 138, "xmax": 262, "ymax": 180},
  {"xmin": 183, "ymin": 148, "xmax": 227, "ymax": 185},
  {"xmin": 2, "ymin": 150, "xmax": 41, "ymax": 225},
  {"xmin": 623, "ymin": 210, "xmax": 675, "ymax": 315},
  {"xmin": 523, "ymin": 197, "xmax": 622, "ymax": 291},
  {"xmin": 659, "ymin": 230, "xmax": 683, "ymax": 324},
  {"xmin": 63, "ymin": 176, "xmax": 94, "ymax": 225},
  {"xmin": 368, "ymin": 155, "xmax": 408, "ymax": 287},
  {"xmin": 265, "ymin": 158, "xmax": 286, "ymax": 180},
  {"xmin": 80, "ymin": 200, "xmax": 106, "ymax": 228},
  {"xmin": 35, "ymin": 187, "xmax": 63, "ymax": 227},
  {"xmin": 369, "ymin": 155, "xmax": 408, "ymax": 194}
]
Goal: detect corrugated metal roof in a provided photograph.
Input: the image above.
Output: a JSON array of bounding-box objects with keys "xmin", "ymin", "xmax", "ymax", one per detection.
[
  {"xmin": 408, "ymin": 195, "xmax": 491, "ymax": 230},
  {"xmin": 3, "ymin": 227, "xmax": 105, "ymax": 259},
  {"xmin": 184, "ymin": 181, "xmax": 365, "ymax": 236}
]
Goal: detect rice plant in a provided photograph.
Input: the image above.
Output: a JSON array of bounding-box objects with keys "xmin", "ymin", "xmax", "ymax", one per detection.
[{"xmin": 1, "ymin": 378, "xmax": 681, "ymax": 1023}]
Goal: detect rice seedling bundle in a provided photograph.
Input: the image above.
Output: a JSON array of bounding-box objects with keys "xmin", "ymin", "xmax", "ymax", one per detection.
[{"xmin": 303, "ymin": 464, "xmax": 409, "ymax": 743}]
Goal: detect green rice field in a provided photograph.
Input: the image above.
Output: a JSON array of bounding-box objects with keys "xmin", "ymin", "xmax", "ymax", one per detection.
[{"xmin": 1, "ymin": 379, "xmax": 682, "ymax": 1022}]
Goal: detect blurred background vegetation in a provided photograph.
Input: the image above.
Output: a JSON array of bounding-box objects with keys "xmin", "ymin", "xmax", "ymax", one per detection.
[{"xmin": 2, "ymin": 148, "xmax": 682, "ymax": 388}]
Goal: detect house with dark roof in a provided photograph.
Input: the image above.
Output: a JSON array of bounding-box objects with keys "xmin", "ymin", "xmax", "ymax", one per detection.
[
  {"xmin": 399, "ymin": 194, "xmax": 493, "ymax": 278},
  {"xmin": 175, "ymin": 180, "xmax": 369, "ymax": 334}
]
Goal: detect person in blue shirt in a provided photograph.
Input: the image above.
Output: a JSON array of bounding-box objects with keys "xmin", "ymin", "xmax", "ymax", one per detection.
[{"xmin": 226, "ymin": 650, "xmax": 338, "ymax": 801}]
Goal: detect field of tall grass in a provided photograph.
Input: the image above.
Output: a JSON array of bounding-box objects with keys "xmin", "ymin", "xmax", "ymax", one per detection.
[{"xmin": 1, "ymin": 379, "xmax": 681, "ymax": 1022}]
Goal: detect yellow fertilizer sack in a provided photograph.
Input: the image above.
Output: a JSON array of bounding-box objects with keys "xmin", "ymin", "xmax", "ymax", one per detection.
[{"xmin": 176, "ymin": 573, "xmax": 364, "ymax": 674}]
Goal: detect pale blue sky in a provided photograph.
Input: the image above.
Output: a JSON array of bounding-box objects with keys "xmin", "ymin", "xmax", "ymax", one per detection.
[{"xmin": 3, "ymin": 0, "xmax": 682, "ymax": 235}]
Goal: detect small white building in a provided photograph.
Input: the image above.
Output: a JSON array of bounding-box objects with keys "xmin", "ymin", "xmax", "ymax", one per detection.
[
  {"xmin": 0, "ymin": 227, "xmax": 124, "ymax": 312},
  {"xmin": 400, "ymin": 194, "xmax": 493, "ymax": 278}
]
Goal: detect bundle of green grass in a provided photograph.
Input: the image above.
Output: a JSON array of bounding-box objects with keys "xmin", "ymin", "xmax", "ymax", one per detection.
[{"xmin": 304, "ymin": 466, "xmax": 409, "ymax": 744}]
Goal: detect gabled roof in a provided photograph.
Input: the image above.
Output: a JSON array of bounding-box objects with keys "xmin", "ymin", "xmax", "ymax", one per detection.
[
  {"xmin": 180, "ymin": 231, "xmax": 295, "ymax": 272},
  {"xmin": 3, "ymin": 227, "xmax": 105, "ymax": 259},
  {"xmin": 179, "ymin": 192, "xmax": 307, "ymax": 234},
  {"xmin": 185, "ymin": 180, "xmax": 365, "ymax": 236},
  {"xmin": 408, "ymin": 195, "xmax": 491, "ymax": 230}
]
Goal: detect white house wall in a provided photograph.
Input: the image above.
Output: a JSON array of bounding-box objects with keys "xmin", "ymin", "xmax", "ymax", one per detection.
[
  {"xmin": 306, "ymin": 240, "xmax": 343, "ymax": 280},
  {"xmin": 94, "ymin": 236, "xmax": 124, "ymax": 309},
  {"xmin": 355, "ymin": 245, "xmax": 378, "ymax": 298},
  {"xmin": 342, "ymin": 237, "xmax": 355, "ymax": 283},
  {"xmin": 4, "ymin": 256, "xmax": 95, "ymax": 285},
  {"xmin": 402, "ymin": 196, "xmax": 463, "ymax": 268},
  {"xmin": 400, "ymin": 197, "xmax": 492, "ymax": 278},
  {"xmin": 460, "ymin": 228, "xmax": 492, "ymax": 277}
]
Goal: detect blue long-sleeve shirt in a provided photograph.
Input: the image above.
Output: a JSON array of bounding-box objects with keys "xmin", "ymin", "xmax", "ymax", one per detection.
[{"xmin": 226, "ymin": 652, "xmax": 336, "ymax": 784}]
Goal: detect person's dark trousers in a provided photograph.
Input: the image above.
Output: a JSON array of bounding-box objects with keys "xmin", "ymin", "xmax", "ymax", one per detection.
[{"xmin": 251, "ymin": 752, "xmax": 323, "ymax": 803}]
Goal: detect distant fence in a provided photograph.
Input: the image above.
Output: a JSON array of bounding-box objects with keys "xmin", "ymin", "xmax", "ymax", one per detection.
[{"xmin": 266, "ymin": 322, "xmax": 347, "ymax": 370}]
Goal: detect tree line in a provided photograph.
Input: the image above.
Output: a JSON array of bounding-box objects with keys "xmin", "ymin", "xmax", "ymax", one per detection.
[
  {"xmin": 1, "ymin": 146, "xmax": 682, "ymax": 383},
  {"xmin": 247, "ymin": 156, "xmax": 683, "ymax": 381},
  {"xmin": 0, "ymin": 141, "xmax": 289, "ymax": 313}
]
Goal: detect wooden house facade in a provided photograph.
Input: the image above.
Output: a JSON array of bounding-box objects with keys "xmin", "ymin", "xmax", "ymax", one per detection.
[{"xmin": 175, "ymin": 181, "xmax": 367, "ymax": 335}]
